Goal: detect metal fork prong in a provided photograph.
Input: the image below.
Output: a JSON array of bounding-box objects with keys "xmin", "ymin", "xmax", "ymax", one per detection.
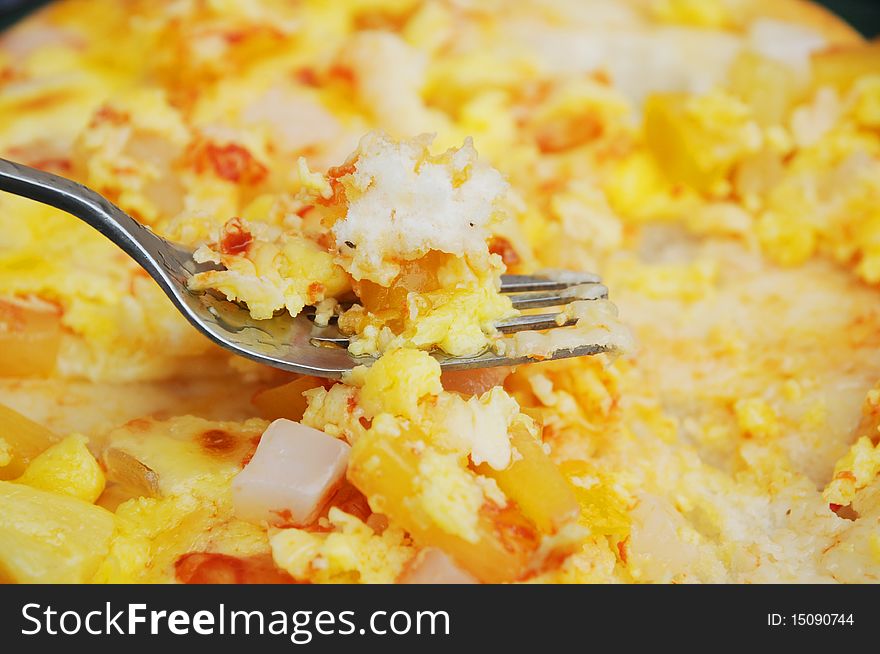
[
  {"xmin": 507, "ymin": 283, "xmax": 608, "ymax": 310},
  {"xmin": 307, "ymin": 324, "xmax": 350, "ymax": 346},
  {"xmin": 312, "ymin": 310, "xmax": 586, "ymax": 344},
  {"xmin": 310, "ymin": 335, "xmax": 349, "ymax": 346},
  {"xmin": 500, "ymin": 273, "xmax": 601, "ymax": 292},
  {"xmin": 306, "ymin": 281, "xmax": 607, "ymax": 316},
  {"xmin": 310, "ymin": 278, "xmax": 606, "ymax": 314},
  {"xmin": 433, "ymin": 342, "xmax": 614, "ymax": 370},
  {"xmin": 494, "ymin": 313, "xmax": 576, "ymax": 334}
]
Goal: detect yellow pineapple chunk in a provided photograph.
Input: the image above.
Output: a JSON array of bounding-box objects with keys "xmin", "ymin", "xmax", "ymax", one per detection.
[
  {"xmin": 0, "ymin": 299, "xmax": 61, "ymax": 377},
  {"xmin": 0, "ymin": 481, "xmax": 115, "ymax": 583},
  {"xmin": 16, "ymin": 435, "xmax": 105, "ymax": 503},
  {"xmin": 645, "ymin": 93, "xmax": 713, "ymax": 191},
  {"xmin": 559, "ymin": 460, "xmax": 630, "ymax": 538},
  {"xmin": 728, "ymin": 51, "xmax": 800, "ymax": 126},
  {"xmin": 651, "ymin": 0, "xmax": 731, "ymax": 28},
  {"xmin": 644, "ymin": 91, "xmax": 759, "ymax": 194},
  {"xmin": 347, "ymin": 430, "xmax": 538, "ymax": 583},
  {"xmin": 477, "ymin": 423, "xmax": 578, "ymax": 534},
  {"xmin": 251, "ymin": 376, "xmax": 328, "ymax": 421},
  {"xmin": 812, "ymin": 43, "xmax": 880, "ymax": 91},
  {"xmin": 0, "ymin": 403, "xmax": 59, "ymax": 480}
]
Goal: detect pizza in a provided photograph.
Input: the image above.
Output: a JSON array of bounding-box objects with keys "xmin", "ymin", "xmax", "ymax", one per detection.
[{"xmin": 1, "ymin": 0, "xmax": 878, "ymax": 584}]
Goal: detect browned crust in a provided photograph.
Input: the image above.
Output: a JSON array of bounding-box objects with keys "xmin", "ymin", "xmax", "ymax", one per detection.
[
  {"xmin": 728, "ymin": 0, "xmax": 865, "ymax": 45},
  {"xmin": 623, "ymin": 0, "xmax": 864, "ymax": 45}
]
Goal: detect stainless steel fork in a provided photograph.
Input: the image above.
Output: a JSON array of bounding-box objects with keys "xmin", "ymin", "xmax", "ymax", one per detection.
[{"xmin": 0, "ymin": 158, "xmax": 614, "ymax": 378}]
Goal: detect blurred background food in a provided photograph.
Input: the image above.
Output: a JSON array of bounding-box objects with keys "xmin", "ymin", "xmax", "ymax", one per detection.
[
  {"xmin": 0, "ymin": 1, "xmax": 877, "ymax": 34},
  {"xmin": 3, "ymin": 1, "xmax": 878, "ymax": 35}
]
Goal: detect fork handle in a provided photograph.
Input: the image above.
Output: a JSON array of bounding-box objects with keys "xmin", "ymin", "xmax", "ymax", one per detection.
[{"xmin": 0, "ymin": 157, "xmax": 168, "ymax": 270}]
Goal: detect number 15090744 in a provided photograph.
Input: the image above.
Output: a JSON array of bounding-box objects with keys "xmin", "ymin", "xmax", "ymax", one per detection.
[{"xmin": 768, "ymin": 613, "xmax": 854, "ymax": 627}]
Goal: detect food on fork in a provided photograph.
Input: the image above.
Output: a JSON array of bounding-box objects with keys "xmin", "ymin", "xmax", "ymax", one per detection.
[
  {"xmin": 187, "ymin": 131, "xmax": 632, "ymax": 360},
  {"xmin": 1, "ymin": 0, "xmax": 880, "ymax": 585}
]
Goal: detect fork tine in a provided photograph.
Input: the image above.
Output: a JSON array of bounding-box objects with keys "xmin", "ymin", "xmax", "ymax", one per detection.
[
  {"xmin": 308, "ymin": 273, "xmax": 607, "ymax": 349},
  {"xmin": 307, "ymin": 274, "xmax": 605, "ymax": 315},
  {"xmin": 308, "ymin": 324, "xmax": 350, "ymax": 346},
  {"xmin": 507, "ymin": 283, "xmax": 608, "ymax": 309},
  {"xmin": 310, "ymin": 308, "xmax": 591, "ymax": 345},
  {"xmin": 500, "ymin": 272, "xmax": 601, "ymax": 292},
  {"xmin": 432, "ymin": 342, "xmax": 614, "ymax": 370},
  {"xmin": 494, "ymin": 313, "xmax": 576, "ymax": 334}
]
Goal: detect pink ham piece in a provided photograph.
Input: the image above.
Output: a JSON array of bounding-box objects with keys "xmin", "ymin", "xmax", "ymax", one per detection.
[
  {"xmin": 398, "ymin": 548, "xmax": 479, "ymax": 584},
  {"xmin": 232, "ymin": 419, "xmax": 350, "ymax": 527}
]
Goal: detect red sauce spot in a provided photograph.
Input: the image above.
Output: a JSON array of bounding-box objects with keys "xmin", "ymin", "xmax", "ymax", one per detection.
[
  {"xmin": 196, "ymin": 142, "xmax": 268, "ymax": 185},
  {"xmin": 271, "ymin": 508, "xmax": 298, "ymax": 528},
  {"xmin": 318, "ymin": 161, "xmax": 357, "ymax": 207},
  {"xmin": 591, "ymin": 70, "xmax": 611, "ymax": 85},
  {"xmin": 198, "ymin": 429, "xmax": 237, "ymax": 456},
  {"xmin": 219, "ymin": 218, "xmax": 253, "ymax": 255},
  {"xmin": 240, "ymin": 435, "xmax": 262, "ymax": 468},
  {"xmin": 327, "ymin": 162, "xmax": 357, "ymax": 180},
  {"xmin": 616, "ymin": 537, "xmax": 629, "ymax": 564},
  {"xmin": 92, "ymin": 105, "xmax": 129, "ymax": 125},
  {"xmin": 295, "ymin": 204, "xmax": 314, "ymax": 218},
  {"xmin": 315, "ymin": 232, "xmax": 335, "ymax": 250},
  {"xmin": 327, "ymin": 64, "xmax": 355, "ymax": 84},
  {"xmin": 536, "ymin": 543, "xmax": 580, "ymax": 577},
  {"xmin": 488, "ymin": 236, "xmax": 520, "ymax": 267},
  {"xmin": 222, "ymin": 30, "xmax": 247, "ymax": 45},
  {"xmin": 175, "ymin": 552, "xmax": 300, "ymax": 584},
  {"xmin": 829, "ymin": 503, "xmax": 843, "ymax": 513},
  {"xmin": 295, "ymin": 68, "xmax": 320, "ymax": 87},
  {"xmin": 219, "ymin": 25, "xmax": 283, "ymax": 46},
  {"xmin": 306, "ymin": 282, "xmax": 325, "ymax": 304},
  {"xmin": 485, "ymin": 503, "xmax": 540, "ymax": 555},
  {"xmin": 346, "ymin": 395, "xmax": 358, "ymax": 414}
]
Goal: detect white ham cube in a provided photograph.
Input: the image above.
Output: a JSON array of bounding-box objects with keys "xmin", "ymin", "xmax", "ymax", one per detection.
[
  {"xmin": 398, "ymin": 548, "xmax": 478, "ymax": 584},
  {"xmin": 232, "ymin": 419, "xmax": 350, "ymax": 527}
]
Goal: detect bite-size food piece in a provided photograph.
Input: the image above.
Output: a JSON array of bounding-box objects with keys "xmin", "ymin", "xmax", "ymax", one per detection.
[
  {"xmin": 0, "ymin": 481, "xmax": 115, "ymax": 583},
  {"xmin": 0, "ymin": 403, "xmax": 59, "ymax": 481},
  {"xmin": 398, "ymin": 547, "xmax": 479, "ymax": 584},
  {"xmin": 0, "ymin": 298, "xmax": 61, "ymax": 378},
  {"xmin": 189, "ymin": 132, "xmax": 629, "ymax": 360},
  {"xmin": 232, "ymin": 418, "xmax": 350, "ymax": 527}
]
